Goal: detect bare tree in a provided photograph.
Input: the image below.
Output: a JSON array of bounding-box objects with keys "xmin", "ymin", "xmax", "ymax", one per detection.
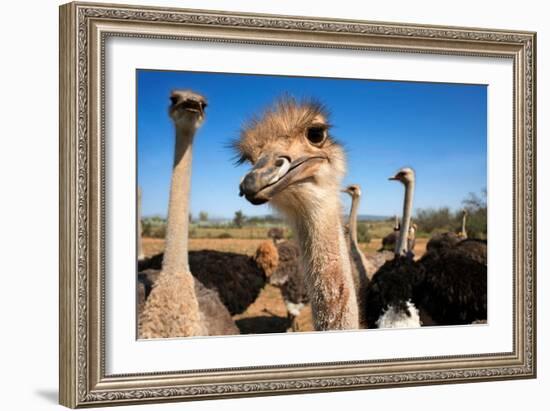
[{"xmin": 233, "ymin": 210, "xmax": 245, "ymax": 228}]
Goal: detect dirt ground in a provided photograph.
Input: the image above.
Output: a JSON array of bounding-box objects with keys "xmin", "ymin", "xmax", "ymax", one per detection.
[{"xmin": 141, "ymin": 237, "xmax": 428, "ymax": 334}]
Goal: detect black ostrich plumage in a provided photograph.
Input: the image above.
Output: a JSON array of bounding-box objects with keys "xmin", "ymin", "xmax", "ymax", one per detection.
[
  {"xmin": 363, "ymin": 238, "xmax": 487, "ymax": 328},
  {"xmin": 270, "ymin": 241, "xmax": 308, "ymax": 307},
  {"xmin": 138, "ymin": 250, "xmax": 266, "ymax": 315},
  {"xmin": 453, "ymin": 239, "xmax": 487, "ymax": 264},
  {"xmin": 426, "ymin": 232, "xmax": 461, "ymax": 253},
  {"xmin": 378, "ymin": 231, "xmax": 398, "ymax": 252},
  {"xmin": 417, "ymin": 239, "xmax": 487, "ymax": 325},
  {"xmin": 363, "ymin": 256, "xmax": 424, "ymax": 328}
]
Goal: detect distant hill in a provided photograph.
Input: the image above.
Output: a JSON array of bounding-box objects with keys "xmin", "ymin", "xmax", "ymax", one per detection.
[
  {"xmin": 144, "ymin": 214, "xmax": 391, "ymax": 224},
  {"xmin": 357, "ymin": 214, "xmax": 391, "ymax": 222}
]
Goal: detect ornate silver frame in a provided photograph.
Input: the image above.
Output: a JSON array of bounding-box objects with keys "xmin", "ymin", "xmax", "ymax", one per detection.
[{"xmin": 59, "ymin": 1, "xmax": 536, "ymax": 408}]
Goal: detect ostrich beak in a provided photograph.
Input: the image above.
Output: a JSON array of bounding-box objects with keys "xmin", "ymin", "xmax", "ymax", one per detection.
[
  {"xmin": 170, "ymin": 97, "xmax": 206, "ymax": 116},
  {"xmin": 239, "ymin": 153, "xmax": 327, "ymax": 205}
]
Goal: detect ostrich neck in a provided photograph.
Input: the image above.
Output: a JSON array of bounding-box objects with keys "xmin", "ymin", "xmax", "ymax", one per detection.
[
  {"xmin": 289, "ymin": 192, "xmax": 359, "ymax": 330},
  {"xmin": 348, "ymin": 195, "xmax": 369, "ymax": 290},
  {"xmin": 162, "ymin": 125, "xmax": 196, "ymax": 276},
  {"xmin": 461, "ymin": 213, "xmax": 467, "ymax": 237},
  {"xmin": 396, "ymin": 180, "xmax": 414, "ymax": 256},
  {"xmin": 349, "ymin": 195, "xmax": 359, "ymax": 245}
]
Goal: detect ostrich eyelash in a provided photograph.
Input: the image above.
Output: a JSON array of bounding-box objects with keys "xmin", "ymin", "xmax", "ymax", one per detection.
[
  {"xmin": 226, "ymin": 138, "xmax": 251, "ymax": 166},
  {"xmin": 235, "ymin": 154, "xmax": 250, "ymax": 166}
]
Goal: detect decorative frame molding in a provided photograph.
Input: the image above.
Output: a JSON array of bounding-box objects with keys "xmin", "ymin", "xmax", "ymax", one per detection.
[{"xmin": 59, "ymin": 2, "xmax": 536, "ymax": 408}]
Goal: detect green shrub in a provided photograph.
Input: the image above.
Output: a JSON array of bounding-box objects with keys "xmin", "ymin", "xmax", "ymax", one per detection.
[
  {"xmin": 141, "ymin": 216, "xmax": 167, "ymax": 238},
  {"xmin": 356, "ymin": 222, "xmax": 371, "ymax": 244},
  {"xmin": 415, "ymin": 207, "xmax": 454, "ymax": 233},
  {"xmin": 233, "ymin": 210, "xmax": 246, "ymax": 228},
  {"xmin": 462, "ymin": 190, "xmax": 487, "ymax": 239},
  {"xmin": 413, "ymin": 189, "xmax": 487, "ymax": 239},
  {"xmin": 217, "ymin": 232, "xmax": 233, "ymax": 239},
  {"xmin": 464, "ymin": 208, "xmax": 487, "ymax": 239}
]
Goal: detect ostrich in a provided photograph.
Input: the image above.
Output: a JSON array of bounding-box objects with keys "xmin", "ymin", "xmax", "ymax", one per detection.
[
  {"xmin": 391, "ymin": 168, "xmax": 416, "ymax": 258},
  {"xmin": 407, "ymin": 221, "xmax": 418, "ymax": 258},
  {"xmin": 139, "ymin": 90, "xmax": 238, "ymax": 338},
  {"xmin": 364, "ymin": 168, "xmax": 487, "ymax": 328},
  {"xmin": 262, "ymin": 224, "xmax": 307, "ymax": 327},
  {"xmin": 236, "ymin": 97, "xmax": 359, "ymax": 331},
  {"xmin": 265, "ymin": 225, "xmax": 306, "ymax": 312},
  {"xmin": 364, "ymin": 167, "xmax": 423, "ymax": 328},
  {"xmin": 267, "ymin": 227, "xmax": 285, "ymax": 243},
  {"xmin": 137, "ymin": 269, "xmax": 238, "ymax": 336},
  {"xmin": 415, "ymin": 207, "xmax": 487, "ymax": 325},
  {"xmin": 341, "ymin": 184, "xmax": 375, "ymax": 279},
  {"xmin": 379, "ymin": 215, "xmax": 400, "ymax": 252},
  {"xmin": 341, "ymin": 184, "xmax": 381, "ymax": 326},
  {"xmin": 254, "ymin": 240, "xmax": 279, "ymax": 278},
  {"xmin": 257, "ymin": 223, "xmax": 307, "ymax": 331},
  {"xmin": 426, "ymin": 208, "xmax": 468, "ymax": 253},
  {"xmin": 416, "ymin": 238, "xmax": 487, "ymax": 325},
  {"xmin": 342, "ymin": 184, "xmax": 392, "ymax": 276},
  {"xmin": 459, "ymin": 208, "xmax": 468, "ymax": 239},
  {"xmin": 255, "ymin": 239, "xmax": 308, "ymax": 331},
  {"xmin": 139, "ymin": 248, "xmax": 266, "ymax": 316},
  {"xmin": 379, "ymin": 216, "xmax": 416, "ymax": 257}
]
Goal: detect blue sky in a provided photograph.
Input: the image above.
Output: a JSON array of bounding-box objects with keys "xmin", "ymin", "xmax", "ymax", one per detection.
[{"xmin": 137, "ymin": 70, "xmax": 487, "ymax": 218}]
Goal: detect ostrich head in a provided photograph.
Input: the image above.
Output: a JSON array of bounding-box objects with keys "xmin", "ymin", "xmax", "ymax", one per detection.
[
  {"xmin": 342, "ymin": 184, "xmax": 362, "ymax": 199},
  {"xmin": 169, "ymin": 90, "xmax": 207, "ymax": 130},
  {"xmin": 388, "ymin": 167, "xmax": 415, "ymax": 185},
  {"xmin": 236, "ymin": 97, "xmax": 346, "ymax": 213},
  {"xmin": 393, "ymin": 215, "xmax": 400, "ymax": 231}
]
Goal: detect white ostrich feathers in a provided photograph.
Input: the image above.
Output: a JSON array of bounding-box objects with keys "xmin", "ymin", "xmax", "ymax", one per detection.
[{"xmin": 376, "ymin": 301, "xmax": 421, "ymax": 329}]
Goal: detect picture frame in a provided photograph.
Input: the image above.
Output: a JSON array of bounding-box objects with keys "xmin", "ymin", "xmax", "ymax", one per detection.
[{"xmin": 59, "ymin": 1, "xmax": 536, "ymax": 408}]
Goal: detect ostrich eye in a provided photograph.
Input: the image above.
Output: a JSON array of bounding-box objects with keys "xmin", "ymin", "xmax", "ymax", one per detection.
[
  {"xmin": 306, "ymin": 126, "xmax": 327, "ymax": 145},
  {"xmin": 201, "ymin": 101, "xmax": 208, "ymax": 109},
  {"xmin": 170, "ymin": 96, "xmax": 179, "ymax": 106}
]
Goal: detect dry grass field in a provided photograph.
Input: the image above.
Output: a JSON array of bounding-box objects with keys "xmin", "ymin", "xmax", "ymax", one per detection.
[
  {"xmin": 141, "ymin": 232, "xmax": 428, "ymax": 334},
  {"xmin": 143, "ymin": 237, "xmax": 268, "ymax": 256},
  {"xmin": 142, "ymin": 236, "xmax": 428, "ymax": 260},
  {"xmin": 360, "ymin": 238, "xmax": 428, "ymax": 259},
  {"xmin": 189, "ymin": 226, "xmax": 280, "ymax": 240}
]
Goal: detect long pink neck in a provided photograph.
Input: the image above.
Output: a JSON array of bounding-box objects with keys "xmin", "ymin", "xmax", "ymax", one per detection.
[
  {"xmin": 290, "ymin": 193, "xmax": 359, "ymax": 330},
  {"xmin": 349, "ymin": 194, "xmax": 359, "ymax": 245},
  {"xmin": 461, "ymin": 212, "xmax": 468, "ymax": 237},
  {"xmin": 348, "ymin": 194, "xmax": 369, "ymax": 294},
  {"xmin": 162, "ymin": 125, "xmax": 195, "ymax": 276},
  {"xmin": 396, "ymin": 179, "xmax": 414, "ymax": 257}
]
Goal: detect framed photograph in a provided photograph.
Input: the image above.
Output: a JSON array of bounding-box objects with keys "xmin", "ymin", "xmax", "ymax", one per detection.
[{"xmin": 59, "ymin": 1, "xmax": 536, "ymax": 408}]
